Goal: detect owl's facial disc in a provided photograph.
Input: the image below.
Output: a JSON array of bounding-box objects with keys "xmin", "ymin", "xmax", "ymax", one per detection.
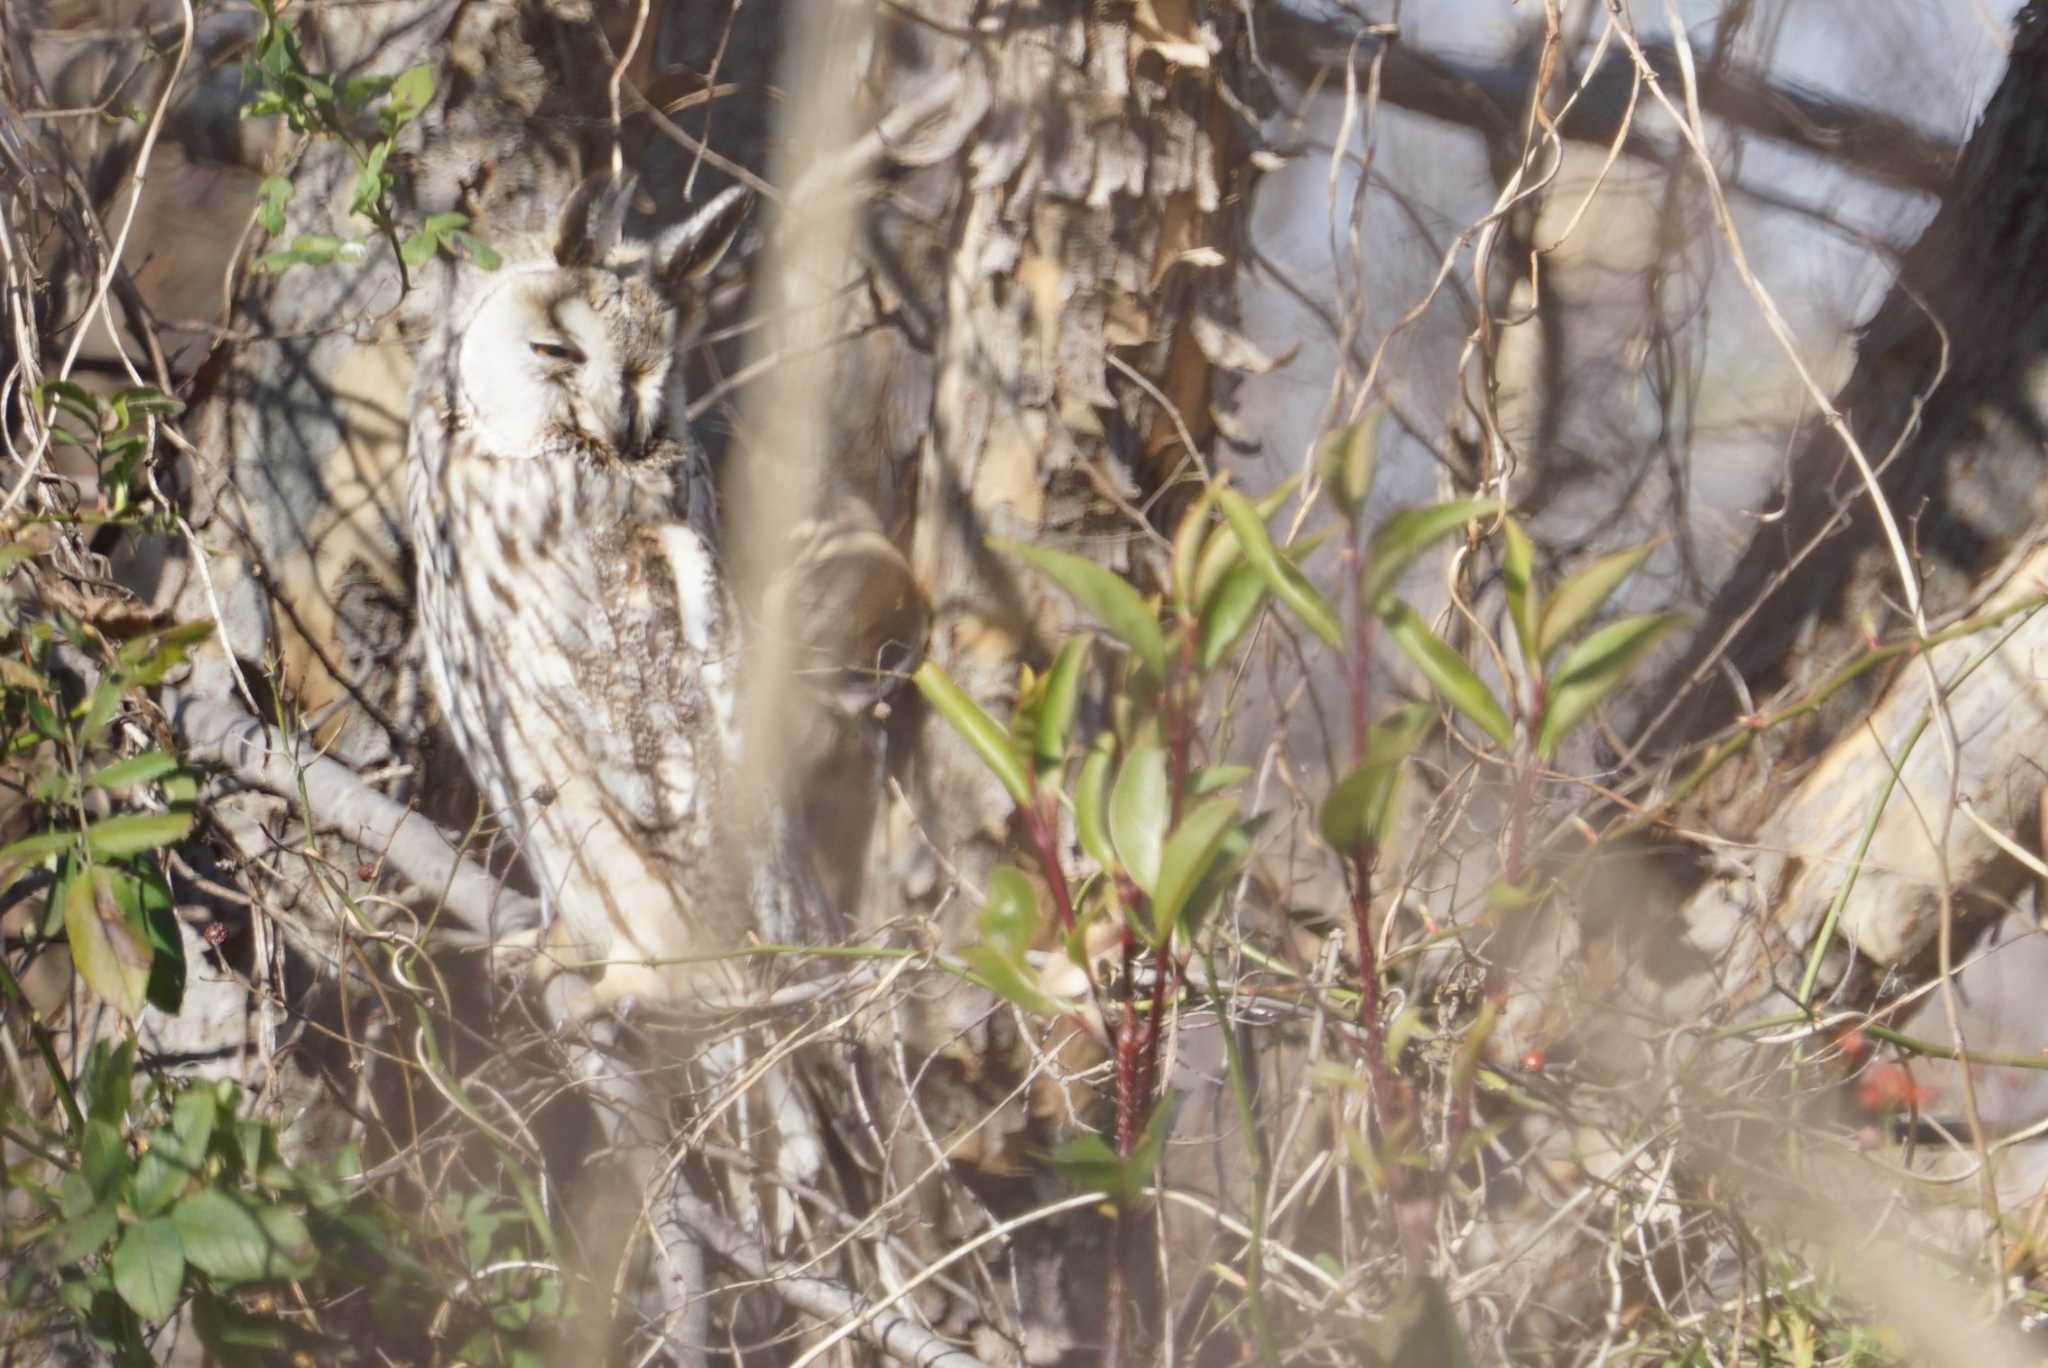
[{"xmin": 456, "ymin": 269, "xmax": 681, "ymax": 464}]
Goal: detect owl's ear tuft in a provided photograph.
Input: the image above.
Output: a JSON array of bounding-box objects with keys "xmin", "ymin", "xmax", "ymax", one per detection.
[
  {"xmin": 655, "ymin": 186, "xmax": 751, "ymax": 290},
  {"xmin": 553, "ymin": 172, "xmax": 638, "ymax": 267}
]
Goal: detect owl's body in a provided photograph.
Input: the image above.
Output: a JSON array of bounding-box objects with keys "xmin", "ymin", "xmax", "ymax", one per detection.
[{"xmin": 407, "ymin": 180, "xmax": 754, "ymax": 1006}]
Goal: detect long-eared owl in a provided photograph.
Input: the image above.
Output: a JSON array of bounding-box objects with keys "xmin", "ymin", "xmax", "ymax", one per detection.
[{"xmin": 405, "ymin": 176, "xmax": 757, "ymax": 1007}]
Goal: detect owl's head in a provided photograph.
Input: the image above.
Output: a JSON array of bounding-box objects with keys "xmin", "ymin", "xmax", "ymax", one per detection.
[{"xmin": 450, "ymin": 176, "xmax": 749, "ymax": 465}]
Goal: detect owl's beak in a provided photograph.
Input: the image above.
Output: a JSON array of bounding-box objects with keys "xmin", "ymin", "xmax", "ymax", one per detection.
[{"xmin": 609, "ymin": 386, "xmax": 652, "ymax": 460}]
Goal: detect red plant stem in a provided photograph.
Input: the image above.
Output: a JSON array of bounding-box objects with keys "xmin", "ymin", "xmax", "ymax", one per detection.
[
  {"xmin": 1345, "ymin": 527, "xmax": 1374, "ymax": 769},
  {"xmin": 1023, "ymin": 798, "xmax": 1078, "ymax": 936}
]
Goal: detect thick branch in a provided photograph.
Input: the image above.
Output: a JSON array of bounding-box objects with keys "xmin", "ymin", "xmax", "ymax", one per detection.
[{"xmin": 163, "ymin": 689, "xmax": 540, "ymax": 942}]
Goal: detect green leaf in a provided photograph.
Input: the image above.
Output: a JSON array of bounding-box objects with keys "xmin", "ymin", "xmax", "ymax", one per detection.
[
  {"xmin": 82, "ymin": 1118, "xmax": 129, "ymax": 1197},
  {"xmin": 172, "ymin": 1190, "xmax": 316, "ymax": 1285},
  {"xmin": 111, "ymin": 1219, "xmax": 184, "ymax": 1323},
  {"xmin": 87, "ymin": 751, "xmax": 180, "ymax": 790},
  {"xmin": 914, "ymin": 663, "xmax": 1030, "ymax": 806},
  {"xmin": 1188, "ymin": 764, "xmax": 1250, "ymax": 796},
  {"xmin": 64, "ymin": 862, "xmax": 150, "ymax": 1019},
  {"xmin": 83, "ymin": 809, "xmax": 193, "ymax": 859},
  {"xmin": 78, "ymin": 678, "xmax": 121, "ymax": 747},
  {"xmin": 1073, "ymin": 737, "xmax": 1116, "ymax": 870},
  {"xmin": 451, "ymin": 231, "xmax": 501, "ymax": 270},
  {"xmin": 88, "ymin": 1038, "xmax": 136, "ymax": 1127},
  {"xmin": 1108, "ymin": 742, "xmax": 1169, "ymax": 895},
  {"xmin": 1381, "ymin": 600, "xmax": 1514, "ymax": 749},
  {"xmin": 107, "ymin": 386, "xmax": 181, "ymax": 421},
  {"xmin": 55, "ymin": 1199, "xmax": 119, "ymax": 1265},
  {"xmin": 1319, "ymin": 702, "xmax": 1434, "ymax": 854},
  {"xmin": 338, "ymin": 74, "xmax": 392, "ymax": 108},
  {"xmin": 1501, "ymin": 516, "xmax": 1540, "ymax": 667},
  {"xmin": 192, "ymin": 1292, "xmax": 298, "ymax": 1354},
  {"xmin": 980, "ymin": 865, "xmax": 1041, "ymax": 959},
  {"xmin": 1032, "ymin": 636, "xmax": 1090, "ymax": 775},
  {"xmin": 420, "ymin": 210, "xmax": 469, "ymax": 236},
  {"xmin": 1190, "ymin": 477, "xmax": 1302, "ymax": 618},
  {"xmin": 999, "ymin": 541, "xmax": 1167, "ymax": 681},
  {"xmin": 382, "ymin": 63, "xmax": 435, "ymax": 128},
  {"xmin": 963, "ymin": 946, "xmax": 1069, "ymax": 1017},
  {"xmin": 104, "ymin": 857, "xmax": 183, "ymax": 1016},
  {"xmin": 1046, "ymin": 1095, "xmax": 1178, "ymax": 1204},
  {"xmin": 1535, "ymin": 538, "xmax": 1662, "ymax": 661},
  {"xmin": 1360, "ymin": 499, "xmax": 1500, "ymax": 611},
  {"xmin": 36, "ymin": 380, "xmax": 101, "ymax": 428},
  {"xmin": 1194, "ymin": 561, "xmax": 1267, "ymax": 673},
  {"xmin": 1169, "ymin": 485, "xmax": 1218, "ymax": 620},
  {"xmin": 0, "ymin": 829, "xmax": 80, "ymax": 865},
  {"xmin": 1317, "ymin": 408, "xmax": 1383, "ymax": 520},
  {"xmin": 348, "ymin": 142, "xmax": 390, "ymax": 218},
  {"xmin": 398, "ymin": 231, "xmax": 437, "ymax": 269},
  {"xmin": 1215, "ymin": 488, "xmax": 1341, "ymax": 645},
  {"xmin": 1150, "ymin": 797, "xmax": 1238, "ymax": 943},
  {"xmin": 131, "ymin": 1129, "xmax": 195, "ymax": 1217},
  {"xmin": 1383, "ymin": 1275, "xmax": 1478, "ymax": 1368},
  {"xmin": 1536, "ymin": 611, "xmax": 1684, "ymax": 758}
]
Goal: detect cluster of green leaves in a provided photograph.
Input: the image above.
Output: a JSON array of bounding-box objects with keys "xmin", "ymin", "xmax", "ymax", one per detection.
[
  {"xmin": 1, "ymin": 1041, "xmax": 562, "ymax": 1365},
  {"xmin": 0, "ymin": 605, "xmax": 211, "ymax": 1020},
  {"xmin": 916, "ymin": 484, "xmax": 1328, "ymax": 1017},
  {"xmin": 31, "ymin": 381, "xmax": 182, "ymax": 518},
  {"xmin": 241, "ymin": 0, "xmax": 497, "ymax": 280},
  {"xmin": 1317, "ymin": 415, "xmax": 1682, "ymax": 773}
]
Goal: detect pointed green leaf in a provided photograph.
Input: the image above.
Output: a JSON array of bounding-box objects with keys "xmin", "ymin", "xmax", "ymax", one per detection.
[
  {"xmin": 1535, "ymin": 539, "xmax": 1661, "ymax": 661},
  {"xmin": 1048, "ymin": 1097, "xmax": 1178, "ymax": 1204},
  {"xmin": 1151, "ymin": 797, "xmax": 1238, "ymax": 943},
  {"xmin": 1188, "ymin": 764, "xmax": 1250, "ymax": 796},
  {"xmin": 132, "ymin": 1129, "xmax": 195, "ymax": 1217},
  {"xmin": 0, "ymin": 829, "xmax": 80, "ymax": 865},
  {"xmin": 382, "ymin": 63, "xmax": 436, "ymax": 128},
  {"xmin": 1047, "ymin": 1131, "xmax": 1124, "ymax": 1198},
  {"xmin": 1317, "ymin": 408, "xmax": 1384, "ymax": 519},
  {"xmin": 450, "ymin": 230, "xmax": 501, "ymax": 270},
  {"xmin": 55, "ymin": 1199, "xmax": 118, "ymax": 1265},
  {"xmin": 981, "ymin": 864, "xmax": 1041, "ymax": 959},
  {"xmin": 88, "ymin": 1038, "xmax": 136, "ymax": 1126},
  {"xmin": 1194, "ymin": 561, "xmax": 1267, "ymax": 672},
  {"xmin": 108, "ymin": 387, "xmax": 181, "ymax": 420},
  {"xmin": 83, "ymin": 809, "xmax": 193, "ymax": 859},
  {"xmin": 1170, "ymin": 485, "xmax": 1219, "ymax": 619},
  {"xmin": 1190, "ymin": 477, "xmax": 1300, "ymax": 617},
  {"xmin": 82, "ymin": 1118, "xmax": 129, "ymax": 1197},
  {"xmin": 1501, "ymin": 516, "xmax": 1540, "ymax": 667},
  {"xmin": 105, "ymin": 857, "xmax": 183, "ymax": 1015},
  {"xmin": 1381, "ymin": 600, "xmax": 1514, "ymax": 748},
  {"xmin": 962, "ymin": 947, "xmax": 1069, "ymax": 1017},
  {"xmin": 172, "ymin": 1191, "xmax": 316, "ymax": 1284},
  {"xmin": 1360, "ymin": 499, "xmax": 1500, "ymax": 611},
  {"xmin": 87, "ymin": 751, "xmax": 180, "ymax": 791},
  {"xmin": 64, "ymin": 863, "xmax": 149, "ymax": 1018},
  {"xmin": 1109, "ymin": 742, "xmax": 1169, "ymax": 895},
  {"xmin": 1074, "ymin": 737, "xmax": 1117, "ymax": 870},
  {"xmin": 998, "ymin": 541, "xmax": 1167, "ymax": 681},
  {"xmin": 111, "ymin": 1218, "xmax": 184, "ymax": 1323},
  {"xmin": 1033, "ymin": 636, "xmax": 1090, "ymax": 773},
  {"xmin": 1319, "ymin": 703, "xmax": 1434, "ymax": 854},
  {"xmin": 1215, "ymin": 488, "xmax": 1341, "ymax": 645},
  {"xmin": 914, "ymin": 662, "xmax": 1031, "ymax": 806},
  {"xmin": 1536, "ymin": 611, "xmax": 1684, "ymax": 757}
]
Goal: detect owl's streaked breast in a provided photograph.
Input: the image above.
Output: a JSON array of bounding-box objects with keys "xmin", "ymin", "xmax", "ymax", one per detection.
[{"xmin": 409, "ymin": 393, "xmax": 743, "ymax": 986}]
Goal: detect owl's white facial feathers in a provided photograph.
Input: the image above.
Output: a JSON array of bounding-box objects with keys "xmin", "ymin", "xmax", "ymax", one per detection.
[{"xmin": 453, "ymin": 265, "xmax": 681, "ymax": 466}]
